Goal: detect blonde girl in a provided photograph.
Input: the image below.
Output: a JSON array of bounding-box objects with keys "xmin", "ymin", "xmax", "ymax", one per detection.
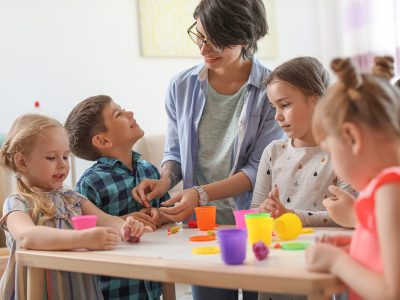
[
  {"xmin": 0, "ymin": 114, "xmax": 149, "ymax": 300},
  {"xmin": 306, "ymin": 56, "xmax": 400, "ymax": 300}
]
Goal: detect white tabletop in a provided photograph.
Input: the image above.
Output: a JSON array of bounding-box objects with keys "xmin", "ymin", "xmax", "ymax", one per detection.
[{"xmin": 17, "ymin": 225, "xmax": 352, "ymax": 300}]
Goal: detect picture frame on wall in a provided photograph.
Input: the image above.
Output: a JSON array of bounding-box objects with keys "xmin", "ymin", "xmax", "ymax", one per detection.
[{"xmin": 138, "ymin": 0, "xmax": 278, "ymax": 58}]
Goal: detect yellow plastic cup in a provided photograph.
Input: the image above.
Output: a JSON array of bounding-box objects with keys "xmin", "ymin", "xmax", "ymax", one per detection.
[
  {"xmin": 244, "ymin": 213, "xmax": 273, "ymax": 246},
  {"xmin": 194, "ymin": 206, "xmax": 216, "ymax": 231},
  {"xmin": 274, "ymin": 213, "xmax": 302, "ymax": 240}
]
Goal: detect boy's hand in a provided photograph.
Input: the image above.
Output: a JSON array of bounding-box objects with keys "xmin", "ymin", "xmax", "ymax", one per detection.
[
  {"xmin": 127, "ymin": 211, "xmax": 157, "ymax": 231},
  {"xmin": 139, "ymin": 207, "xmax": 162, "ymax": 228},
  {"xmin": 121, "ymin": 216, "xmax": 153, "ymax": 243},
  {"xmin": 132, "ymin": 179, "xmax": 170, "ymax": 208},
  {"xmin": 305, "ymin": 243, "xmax": 345, "ymax": 273},
  {"xmin": 259, "ymin": 186, "xmax": 290, "ymax": 218},
  {"xmin": 81, "ymin": 227, "xmax": 121, "ymax": 250},
  {"xmin": 323, "ymin": 185, "xmax": 356, "ymax": 228},
  {"xmin": 159, "ymin": 188, "xmax": 199, "ymax": 222}
]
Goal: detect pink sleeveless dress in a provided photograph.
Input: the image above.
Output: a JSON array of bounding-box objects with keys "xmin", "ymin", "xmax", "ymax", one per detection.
[{"xmin": 349, "ymin": 167, "xmax": 400, "ymax": 300}]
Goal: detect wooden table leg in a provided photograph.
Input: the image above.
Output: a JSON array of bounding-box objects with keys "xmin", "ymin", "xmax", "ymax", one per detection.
[
  {"xmin": 27, "ymin": 267, "xmax": 44, "ymax": 300},
  {"xmin": 162, "ymin": 282, "xmax": 176, "ymax": 300}
]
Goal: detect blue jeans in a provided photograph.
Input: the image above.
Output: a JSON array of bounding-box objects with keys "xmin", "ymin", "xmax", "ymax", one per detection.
[{"xmin": 192, "ymin": 285, "xmax": 258, "ymax": 300}]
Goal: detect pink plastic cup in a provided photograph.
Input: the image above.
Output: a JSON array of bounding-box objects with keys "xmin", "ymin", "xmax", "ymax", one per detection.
[
  {"xmin": 71, "ymin": 215, "xmax": 97, "ymax": 230},
  {"xmin": 233, "ymin": 209, "xmax": 258, "ymax": 229}
]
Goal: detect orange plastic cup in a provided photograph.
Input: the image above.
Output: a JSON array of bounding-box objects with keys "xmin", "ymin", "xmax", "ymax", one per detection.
[{"xmin": 195, "ymin": 206, "xmax": 216, "ymax": 231}]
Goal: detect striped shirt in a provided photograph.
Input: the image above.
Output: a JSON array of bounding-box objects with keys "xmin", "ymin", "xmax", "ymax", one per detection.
[{"xmin": 75, "ymin": 151, "xmax": 169, "ymax": 300}]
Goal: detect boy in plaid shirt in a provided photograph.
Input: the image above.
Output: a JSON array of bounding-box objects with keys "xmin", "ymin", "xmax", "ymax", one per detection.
[{"xmin": 65, "ymin": 95, "xmax": 170, "ymax": 300}]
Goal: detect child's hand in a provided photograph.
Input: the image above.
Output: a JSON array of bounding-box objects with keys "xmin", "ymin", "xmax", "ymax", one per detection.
[
  {"xmin": 259, "ymin": 186, "xmax": 290, "ymax": 218},
  {"xmin": 323, "ymin": 185, "xmax": 356, "ymax": 228},
  {"xmin": 129, "ymin": 211, "xmax": 158, "ymax": 231},
  {"xmin": 305, "ymin": 243, "xmax": 345, "ymax": 273},
  {"xmin": 139, "ymin": 207, "xmax": 162, "ymax": 228},
  {"xmin": 131, "ymin": 179, "xmax": 170, "ymax": 208},
  {"xmin": 82, "ymin": 227, "xmax": 121, "ymax": 250},
  {"xmin": 121, "ymin": 216, "xmax": 153, "ymax": 243},
  {"xmin": 316, "ymin": 234, "xmax": 352, "ymax": 251}
]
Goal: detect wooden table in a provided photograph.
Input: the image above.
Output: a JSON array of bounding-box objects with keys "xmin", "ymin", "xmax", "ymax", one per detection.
[{"xmin": 17, "ymin": 226, "xmax": 351, "ymax": 300}]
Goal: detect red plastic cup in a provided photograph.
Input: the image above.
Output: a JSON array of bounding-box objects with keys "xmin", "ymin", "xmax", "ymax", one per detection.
[{"xmin": 71, "ymin": 215, "xmax": 97, "ymax": 230}]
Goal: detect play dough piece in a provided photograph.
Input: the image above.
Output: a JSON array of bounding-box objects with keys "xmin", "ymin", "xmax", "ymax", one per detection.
[
  {"xmin": 189, "ymin": 235, "xmax": 216, "ymax": 242},
  {"xmin": 252, "ymin": 241, "xmax": 269, "ymax": 260},
  {"xmin": 192, "ymin": 246, "xmax": 220, "ymax": 255},
  {"xmin": 281, "ymin": 242, "xmax": 310, "ymax": 250}
]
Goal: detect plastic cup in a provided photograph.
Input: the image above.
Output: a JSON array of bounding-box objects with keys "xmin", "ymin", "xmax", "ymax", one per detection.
[
  {"xmin": 217, "ymin": 229, "xmax": 247, "ymax": 265},
  {"xmin": 274, "ymin": 213, "xmax": 302, "ymax": 240},
  {"xmin": 194, "ymin": 206, "xmax": 216, "ymax": 231},
  {"xmin": 245, "ymin": 213, "xmax": 273, "ymax": 246},
  {"xmin": 233, "ymin": 209, "xmax": 258, "ymax": 229},
  {"xmin": 71, "ymin": 215, "xmax": 98, "ymax": 230}
]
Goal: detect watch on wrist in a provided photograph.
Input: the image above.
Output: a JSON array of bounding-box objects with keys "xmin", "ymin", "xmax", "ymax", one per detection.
[{"xmin": 191, "ymin": 186, "xmax": 209, "ymax": 206}]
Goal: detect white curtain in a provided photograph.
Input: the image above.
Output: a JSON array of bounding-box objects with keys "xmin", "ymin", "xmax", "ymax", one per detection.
[{"xmin": 337, "ymin": 0, "xmax": 400, "ymax": 74}]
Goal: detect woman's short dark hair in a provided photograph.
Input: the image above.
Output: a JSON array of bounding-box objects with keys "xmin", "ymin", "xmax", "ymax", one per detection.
[{"xmin": 193, "ymin": 0, "xmax": 268, "ymax": 59}]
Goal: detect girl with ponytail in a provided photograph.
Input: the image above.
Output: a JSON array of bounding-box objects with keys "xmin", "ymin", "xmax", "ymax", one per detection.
[{"xmin": 306, "ymin": 56, "xmax": 400, "ymax": 300}]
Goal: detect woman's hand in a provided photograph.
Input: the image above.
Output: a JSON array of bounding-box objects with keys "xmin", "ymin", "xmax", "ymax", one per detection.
[
  {"xmin": 81, "ymin": 227, "xmax": 121, "ymax": 250},
  {"xmin": 323, "ymin": 185, "xmax": 356, "ymax": 228},
  {"xmin": 159, "ymin": 188, "xmax": 199, "ymax": 222},
  {"xmin": 131, "ymin": 178, "xmax": 170, "ymax": 208}
]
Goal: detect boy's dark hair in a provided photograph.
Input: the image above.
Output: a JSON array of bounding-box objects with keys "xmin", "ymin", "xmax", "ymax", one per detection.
[
  {"xmin": 193, "ymin": 0, "xmax": 268, "ymax": 60},
  {"xmin": 266, "ymin": 56, "xmax": 330, "ymax": 97},
  {"xmin": 65, "ymin": 95, "xmax": 112, "ymax": 161}
]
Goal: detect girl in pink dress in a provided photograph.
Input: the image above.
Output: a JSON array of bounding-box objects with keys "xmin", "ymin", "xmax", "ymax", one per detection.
[{"xmin": 306, "ymin": 56, "xmax": 400, "ymax": 300}]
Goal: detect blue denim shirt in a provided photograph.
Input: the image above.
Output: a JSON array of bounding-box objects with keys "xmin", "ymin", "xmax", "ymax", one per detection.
[{"xmin": 162, "ymin": 57, "xmax": 284, "ymax": 210}]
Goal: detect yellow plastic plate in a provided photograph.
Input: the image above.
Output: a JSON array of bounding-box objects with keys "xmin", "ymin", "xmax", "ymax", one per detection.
[
  {"xmin": 301, "ymin": 228, "xmax": 315, "ymax": 234},
  {"xmin": 192, "ymin": 246, "xmax": 220, "ymax": 255}
]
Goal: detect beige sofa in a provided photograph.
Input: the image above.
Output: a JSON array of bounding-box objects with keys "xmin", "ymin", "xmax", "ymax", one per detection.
[
  {"xmin": 0, "ymin": 166, "xmax": 12, "ymax": 247},
  {"xmin": 133, "ymin": 134, "xmax": 182, "ymax": 197}
]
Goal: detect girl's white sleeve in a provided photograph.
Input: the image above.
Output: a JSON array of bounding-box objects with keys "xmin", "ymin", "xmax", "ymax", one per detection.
[{"xmin": 250, "ymin": 146, "xmax": 272, "ymax": 209}]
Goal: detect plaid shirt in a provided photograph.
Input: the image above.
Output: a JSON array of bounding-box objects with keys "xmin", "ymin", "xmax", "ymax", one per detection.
[{"xmin": 75, "ymin": 151, "xmax": 169, "ymax": 300}]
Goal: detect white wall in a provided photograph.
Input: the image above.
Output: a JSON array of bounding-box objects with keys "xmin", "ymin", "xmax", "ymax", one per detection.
[{"xmin": 0, "ymin": 0, "xmax": 340, "ymax": 184}]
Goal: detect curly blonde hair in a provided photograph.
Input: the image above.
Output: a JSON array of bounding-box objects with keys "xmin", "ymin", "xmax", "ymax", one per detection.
[
  {"xmin": 313, "ymin": 56, "xmax": 400, "ymax": 143},
  {"xmin": 0, "ymin": 114, "xmax": 70, "ymax": 225}
]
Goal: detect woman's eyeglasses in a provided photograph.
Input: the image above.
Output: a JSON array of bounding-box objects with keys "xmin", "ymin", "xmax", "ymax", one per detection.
[{"xmin": 187, "ymin": 22, "xmax": 224, "ymax": 54}]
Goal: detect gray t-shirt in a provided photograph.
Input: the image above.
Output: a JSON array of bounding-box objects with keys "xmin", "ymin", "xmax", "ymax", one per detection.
[
  {"xmin": 196, "ymin": 83, "xmax": 247, "ymax": 224},
  {"xmin": 251, "ymin": 138, "xmax": 356, "ymax": 227}
]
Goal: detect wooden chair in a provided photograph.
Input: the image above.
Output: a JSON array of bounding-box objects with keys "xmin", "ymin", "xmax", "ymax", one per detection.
[{"xmin": 0, "ymin": 247, "xmax": 9, "ymax": 278}]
